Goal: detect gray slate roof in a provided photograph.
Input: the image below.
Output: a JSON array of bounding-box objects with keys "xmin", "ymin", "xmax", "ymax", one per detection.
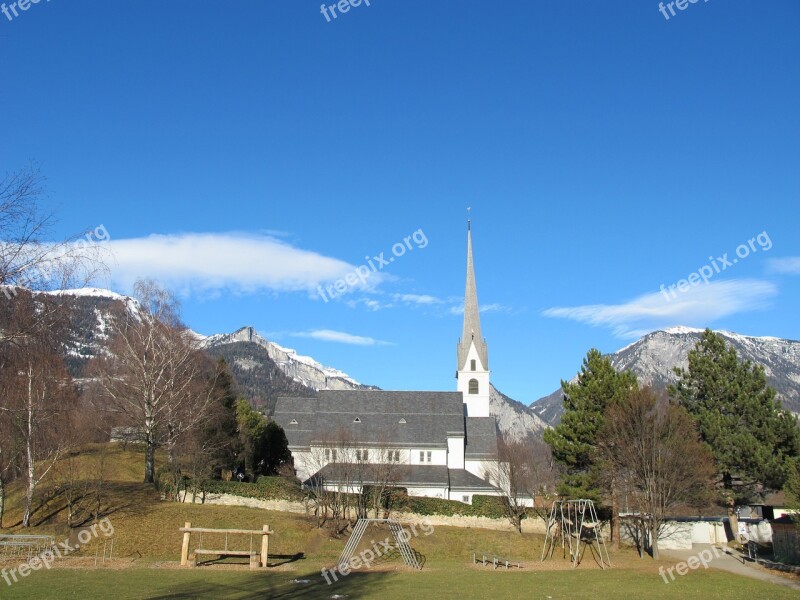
[
  {"xmin": 464, "ymin": 417, "xmax": 500, "ymax": 459},
  {"xmin": 274, "ymin": 390, "xmax": 466, "ymax": 450},
  {"xmin": 311, "ymin": 463, "xmax": 450, "ymax": 487},
  {"xmin": 449, "ymin": 468, "xmax": 500, "ymax": 492},
  {"xmin": 309, "ymin": 463, "xmax": 499, "ymax": 493}
]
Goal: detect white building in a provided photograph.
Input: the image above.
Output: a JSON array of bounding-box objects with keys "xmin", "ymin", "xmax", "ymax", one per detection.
[{"xmin": 273, "ymin": 221, "xmax": 502, "ymax": 503}]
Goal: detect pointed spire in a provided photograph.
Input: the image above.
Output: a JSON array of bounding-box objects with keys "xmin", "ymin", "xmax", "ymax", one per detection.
[{"xmin": 458, "ymin": 217, "xmax": 488, "ymax": 371}]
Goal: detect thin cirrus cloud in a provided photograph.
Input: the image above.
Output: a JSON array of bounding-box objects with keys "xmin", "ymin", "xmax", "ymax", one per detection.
[
  {"xmin": 290, "ymin": 329, "xmax": 392, "ymax": 346},
  {"xmin": 542, "ymin": 279, "xmax": 778, "ymax": 339},
  {"xmin": 392, "ymin": 293, "xmax": 444, "ymax": 306},
  {"xmin": 103, "ymin": 232, "xmax": 384, "ymax": 296},
  {"xmin": 448, "ymin": 302, "xmax": 512, "ymax": 316},
  {"xmin": 768, "ymin": 257, "xmax": 800, "ymax": 275}
]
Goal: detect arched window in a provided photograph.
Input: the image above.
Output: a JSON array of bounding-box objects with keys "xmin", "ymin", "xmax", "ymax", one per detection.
[
  {"xmin": 468, "ymin": 379, "xmax": 479, "ymax": 394},
  {"xmin": 470, "ymin": 359, "xmax": 476, "ymax": 371}
]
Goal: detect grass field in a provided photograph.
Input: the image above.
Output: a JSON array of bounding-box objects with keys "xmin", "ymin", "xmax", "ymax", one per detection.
[{"xmin": 0, "ymin": 445, "xmax": 796, "ymax": 599}]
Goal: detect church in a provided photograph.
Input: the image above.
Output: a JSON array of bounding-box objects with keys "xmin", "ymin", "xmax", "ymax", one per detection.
[{"xmin": 273, "ymin": 222, "xmax": 503, "ymax": 504}]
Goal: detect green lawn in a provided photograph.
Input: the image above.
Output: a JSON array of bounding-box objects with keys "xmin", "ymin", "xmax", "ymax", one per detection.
[
  {"xmin": 1, "ymin": 445, "xmax": 796, "ymax": 599},
  {"xmin": 0, "ymin": 564, "xmax": 797, "ymax": 600}
]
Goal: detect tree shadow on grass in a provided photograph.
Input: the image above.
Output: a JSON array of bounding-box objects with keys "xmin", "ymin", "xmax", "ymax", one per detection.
[
  {"xmin": 145, "ymin": 569, "xmax": 394, "ymax": 599},
  {"xmin": 194, "ymin": 553, "xmax": 305, "ymax": 568}
]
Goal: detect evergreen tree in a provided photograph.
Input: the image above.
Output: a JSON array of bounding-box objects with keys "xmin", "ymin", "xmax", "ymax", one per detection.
[
  {"xmin": 784, "ymin": 458, "xmax": 800, "ymax": 509},
  {"xmin": 198, "ymin": 359, "xmax": 240, "ymax": 474},
  {"xmin": 259, "ymin": 421, "xmax": 292, "ymax": 476},
  {"xmin": 544, "ymin": 349, "xmax": 637, "ymax": 549},
  {"xmin": 670, "ymin": 329, "xmax": 800, "ymax": 502},
  {"xmin": 544, "ymin": 349, "xmax": 638, "ymax": 500},
  {"xmin": 234, "ymin": 400, "xmax": 291, "ymax": 478},
  {"xmin": 236, "ymin": 399, "xmax": 266, "ymax": 479}
]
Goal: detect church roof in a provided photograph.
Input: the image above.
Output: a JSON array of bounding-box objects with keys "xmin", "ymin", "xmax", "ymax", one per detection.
[
  {"xmin": 307, "ymin": 463, "xmax": 500, "ymax": 493},
  {"xmin": 457, "ymin": 222, "xmax": 489, "ymax": 370},
  {"xmin": 274, "ymin": 390, "xmax": 466, "ymax": 451},
  {"xmin": 465, "ymin": 417, "xmax": 500, "ymax": 459},
  {"xmin": 310, "ymin": 463, "xmax": 450, "ymax": 487},
  {"xmin": 449, "ymin": 468, "xmax": 500, "ymax": 492}
]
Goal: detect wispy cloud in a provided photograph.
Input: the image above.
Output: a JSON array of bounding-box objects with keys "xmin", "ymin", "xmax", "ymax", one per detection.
[
  {"xmin": 449, "ymin": 302, "xmax": 512, "ymax": 316},
  {"xmin": 768, "ymin": 257, "xmax": 800, "ymax": 275},
  {"xmin": 290, "ymin": 329, "xmax": 391, "ymax": 346},
  {"xmin": 344, "ymin": 293, "xmax": 445, "ymax": 312},
  {"xmin": 346, "ymin": 298, "xmax": 387, "ymax": 311},
  {"xmin": 392, "ymin": 293, "xmax": 444, "ymax": 306},
  {"xmin": 103, "ymin": 232, "xmax": 379, "ymax": 297},
  {"xmin": 542, "ymin": 279, "xmax": 778, "ymax": 339}
]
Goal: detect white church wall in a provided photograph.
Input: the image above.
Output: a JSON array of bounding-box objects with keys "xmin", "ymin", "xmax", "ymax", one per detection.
[
  {"xmin": 407, "ymin": 485, "xmax": 449, "ymax": 500},
  {"xmin": 447, "ymin": 436, "xmax": 465, "ymax": 469},
  {"xmin": 457, "ymin": 343, "xmax": 490, "ymax": 418},
  {"xmin": 291, "ymin": 450, "xmax": 313, "ymax": 482},
  {"xmin": 465, "ymin": 459, "xmax": 494, "ymax": 481},
  {"xmin": 411, "ymin": 448, "xmax": 447, "ymax": 466}
]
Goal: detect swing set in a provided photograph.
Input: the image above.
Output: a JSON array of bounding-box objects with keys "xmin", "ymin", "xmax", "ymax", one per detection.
[{"xmin": 540, "ymin": 499, "xmax": 611, "ymax": 569}]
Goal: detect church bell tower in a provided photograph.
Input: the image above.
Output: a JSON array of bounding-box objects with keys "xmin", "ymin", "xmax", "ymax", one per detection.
[{"xmin": 456, "ymin": 218, "xmax": 490, "ymax": 417}]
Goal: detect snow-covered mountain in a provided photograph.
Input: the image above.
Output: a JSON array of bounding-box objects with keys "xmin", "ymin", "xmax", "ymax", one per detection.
[
  {"xmin": 202, "ymin": 326, "xmax": 549, "ymax": 440},
  {"xmin": 199, "ymin": 326, "xmax": 371, "ymax": 392},
  {"xmin": 11, "ymin": 287, "xmax": 549, "ymax": 440},
  {"xmin": 530, "ymin": 327, "xmax": 800, "ymax": 426}
]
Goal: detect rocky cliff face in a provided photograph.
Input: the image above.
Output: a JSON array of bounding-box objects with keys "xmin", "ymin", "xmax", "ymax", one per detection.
[{"xmin": 530, "ymin": 327, "xmax": 800, "ymax": 426}]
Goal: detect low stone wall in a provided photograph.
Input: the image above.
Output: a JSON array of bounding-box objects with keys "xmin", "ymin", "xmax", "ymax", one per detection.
[
  {"xmin": 180, "ymin": 492, "xmax": 308, "ymax": 515},
  {"xmin": 393, "ymin": 512, "xmax": 548, "ymax": 534},
  {"xmin": 179, "ymin": 492, "xmax": 548, "ymax": 533}
]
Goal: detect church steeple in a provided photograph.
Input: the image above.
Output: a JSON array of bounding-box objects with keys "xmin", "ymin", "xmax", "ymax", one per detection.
[
  {"xmin": 458, "ymin": 219, "xmax": 488, "ymax": 371},
  {"xmin": 456, "ymin": 216, "xmax": 490, "ymax": 418}
]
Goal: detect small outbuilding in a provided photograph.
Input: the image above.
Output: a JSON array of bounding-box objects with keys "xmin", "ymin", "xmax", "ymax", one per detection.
[{"xmin": 770, "ymin": 516, "xmax": 800, "ymax": 565}]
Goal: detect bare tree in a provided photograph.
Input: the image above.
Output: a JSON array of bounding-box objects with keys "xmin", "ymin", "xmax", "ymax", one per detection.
[
  {"xmin": 364, "ymin": 447, "xmax": 400, "ymax": 519},
  {"xmin": 599, "ymin": 387, "xmax": 715, "ymax": 559},
  {"xmin": 486, "ymin": 436, "xmax": 556, "ymax": 533},
  {"xmin": 0, "ymin": 292, "xmax": 78, "ymax": 527},
  {"xmin": 0, "ymin": 164, "xmax": 108, "ymax": 314},
  {"xmin": 0, "ymin": 165, "xmax": 107, "ymax": 527},
  {"xmin": 90, "ymin": 279, "xmax": 219, "ymax": 485},
  {"xmin": 303, "ymin": 429, "xmax": 373, "ymax": 532}
]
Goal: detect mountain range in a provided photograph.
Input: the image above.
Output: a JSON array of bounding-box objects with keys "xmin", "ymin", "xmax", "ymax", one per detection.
[
  {"xmin": 15, "ymin": 288, "xmax": 799, "ymax": 440},
  {"xmin": 530, "ymin": 326, "xmax": 800, "ymax": 426}
]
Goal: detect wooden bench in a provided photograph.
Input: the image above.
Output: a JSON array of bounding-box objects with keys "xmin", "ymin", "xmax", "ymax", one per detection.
[{"xmin": 179, "ymin": 523, "xmax": 274, "ymax": 570}]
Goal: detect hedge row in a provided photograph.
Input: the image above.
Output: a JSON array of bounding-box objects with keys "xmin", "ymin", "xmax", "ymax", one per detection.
[
  {"xmin": 399, "ymin": 494, "xmax": 510, "ymax": 520},
  {"xmin": 182, "ymin": 478, "xmax": 524, "ymax": 522},
  {"xmin": 172, "ymin": 476, "xmax": 305, "ymax": 502},
  {"xmin": 205, "ymin": 477, "xmax": 305, "ymax": 502}
]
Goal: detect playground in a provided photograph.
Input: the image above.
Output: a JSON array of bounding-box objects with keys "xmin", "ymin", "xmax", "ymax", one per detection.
[
  {"xmin": 0, "ymin": 500, "xmax": 797, "ymax": 600},
  {"xmin": 0, "ymin": 448, "xmax": 796, "ymax": 599}
]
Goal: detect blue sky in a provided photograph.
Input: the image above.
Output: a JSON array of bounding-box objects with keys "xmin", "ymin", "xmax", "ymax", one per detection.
[{"xmin": 1, "ymin": 0, "xmax": 798, "ymax": 404}]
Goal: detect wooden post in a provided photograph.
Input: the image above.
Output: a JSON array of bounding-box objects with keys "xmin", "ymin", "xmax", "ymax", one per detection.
[
  {"xmin": 260, "ymin": 524, "xmax": 269, "ymax": 568},
  {"xmin": 180, "ymin": 522, "xmax": 192, "ymax": 567}
]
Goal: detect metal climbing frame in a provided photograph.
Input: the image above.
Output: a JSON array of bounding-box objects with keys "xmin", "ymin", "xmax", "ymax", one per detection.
[
  {"xmin": 540, "ymin": 499, "xmax": 611, "ymax": 569},
  {"xmin": 0, "ymin": 535, "xmax": 55, "ymax": 561},
  {"xmin": 337, "ymin": 519, "xmax": 422, "ymax": 571}
]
